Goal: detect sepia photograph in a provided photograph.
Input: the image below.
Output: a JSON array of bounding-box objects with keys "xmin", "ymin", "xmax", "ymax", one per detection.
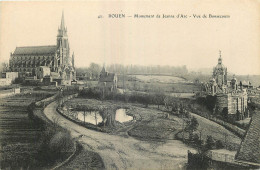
[{"xmin": 0, "ymin": 0, "xmax": 260, "ymax": 169}]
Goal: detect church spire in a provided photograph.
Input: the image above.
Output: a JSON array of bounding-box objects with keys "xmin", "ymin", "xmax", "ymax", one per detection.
[
  {"xmin": 218, "ymin": 50, "xmax": 222, "ymax": 64},
  {"xmin": 60, "ymin": 10, "xmax": 65, "ymax": 30},
  {"xmin": 58, "ymin": 11, "xmax": 67, "ymax": 37},
  {"xmin": 101, "ymin": 63, "xmax": 106, "ymax": 74}
]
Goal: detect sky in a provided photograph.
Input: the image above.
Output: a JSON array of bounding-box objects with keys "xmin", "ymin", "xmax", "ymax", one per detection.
[{"xmin": 0, "ymin": 0, "xmax": 260, "ymax": 75}]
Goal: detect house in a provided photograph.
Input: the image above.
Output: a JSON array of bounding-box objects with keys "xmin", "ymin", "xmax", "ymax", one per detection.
[
  {"xmin": 98, "ymin": 66, "xmax": 117, "ymax": 92},
  {"xmin": 2, "ymin": 72, "xmax": 19, "ymax": 82}
]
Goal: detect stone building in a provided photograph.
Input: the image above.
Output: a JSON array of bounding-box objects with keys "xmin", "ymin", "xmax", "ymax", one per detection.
[
  {"xmin": 36, "ymin": 66, "xmax": 50, "ymax": 79},
  {"xmin": 1, "ymin": 72, "xmax": 19, "ymax": 82},
  {"xmin": 206, "ymin": 52, "xmax": 248, "ymax": 120},
  {"xmin": 8, "ymin": 12, "xmax": 76, "ymax": 85},
  {"xmin": 98, "ymin": 66, "xmax": 118, "ymax": 92}
]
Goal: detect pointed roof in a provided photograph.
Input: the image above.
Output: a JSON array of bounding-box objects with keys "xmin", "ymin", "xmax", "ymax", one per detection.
[
  {"xmin": 218, "ymin": 50, "xmax": 222, "ymax": 64},
  {"xmin": 101, "ymin": 64, "xmax": 106, "ymax": 73},
  {"xmin": 60, "ymin": 10, "xmax": 65, "ymax": 30},
  {"xmin": 58, "ymin": 11, "xmax": 67, "ymax": 37},
  {"xmin": 99, "ymin": 73, "xmax": 116, "ymax": 82},
  {"xmin": 215, "ymin": 50, "xmax": 226, "ymax": 69}
]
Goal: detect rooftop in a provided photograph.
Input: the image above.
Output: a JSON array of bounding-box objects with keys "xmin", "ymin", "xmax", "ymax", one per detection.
[
  {"xmin": 235, "ymin": 106, "xmax": 260, "ymax": 166},
  {"xmin": 13, "ymin": 45, "xmax": 57, "ymax": 55},
  {"xmin": 99, "ymin": 72, "xmax": 116, "ymax": 82}
]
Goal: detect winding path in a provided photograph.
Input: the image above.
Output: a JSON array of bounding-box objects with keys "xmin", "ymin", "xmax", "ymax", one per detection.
[{"xmin": 44, "ymin": 101, "xmax": 197, "ymax": 170}]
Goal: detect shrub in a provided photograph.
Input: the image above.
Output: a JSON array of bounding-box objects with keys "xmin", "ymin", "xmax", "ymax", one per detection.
[
  {"xmin": 192, "ymin": 134, "xmax": 200, "ymax": 145},
  {"xmin": 49, "ymin": 131, "xmax": 74, "ymax": 153},
  {"xmin": 216, "ymin": 140, "xmax": 224, "ymax": 149},
  {"xmin": 36, "ymin": 126, "xmax": 73, "ymax": 165},
  {"xmin": 205, "ymin": 135, "xmax": 215, "ymax": 150}
]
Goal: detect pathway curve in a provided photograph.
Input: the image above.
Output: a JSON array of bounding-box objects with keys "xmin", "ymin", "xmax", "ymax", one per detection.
[{"xmin": 44, "ymin": 101, "xmax": 197, "ymax": 170}]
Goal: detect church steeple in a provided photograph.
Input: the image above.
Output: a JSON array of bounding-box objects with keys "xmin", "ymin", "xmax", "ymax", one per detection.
[
  {"xmin": 60, "ymin": 10, "xmax": 65, "ymax": 30},
  {"xmin": 58, "ymin": 11, "xmax": 67, "ymax": 37},
  {"xmin": 218, "ymin": 50, "xmax": 222, "ymax": 64},
  {"xmin": 101, "ymin": 64, "xmax": 106, "ymax": 73},
  {"xmin": 56, "ymin": 11, "xmax": 69, "ymax": 68}
]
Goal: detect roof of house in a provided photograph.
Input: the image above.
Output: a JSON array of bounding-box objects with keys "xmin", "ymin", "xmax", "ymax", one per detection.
[
  {"xmin": 99, "ymin": 72, "xmax": 116, "ymax": 82},
  {"xmin": 13, "ymin": 45, "xmax": 57, "ymax": 55},
  {"xmin": 236, "ymin": 105, "xmax": 260, "ymax": 166}
]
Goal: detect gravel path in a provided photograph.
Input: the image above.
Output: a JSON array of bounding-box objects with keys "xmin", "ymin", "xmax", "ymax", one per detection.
[{"xmin": 44, "ymin": 101, "xmax": 197, "ymax": 170}]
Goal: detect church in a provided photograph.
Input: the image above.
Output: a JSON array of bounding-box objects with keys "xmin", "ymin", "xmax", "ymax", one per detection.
[{"xmin": 8, "ymin": 12, "xmax": 76, "ymax": 85}]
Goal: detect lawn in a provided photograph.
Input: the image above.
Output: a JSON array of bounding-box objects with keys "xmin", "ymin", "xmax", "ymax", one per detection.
[
  {"xmin": 117, "ymin": 81, "xmax": 201, "ymax": 93},
  {"xmin": 130, "ymin": 75, "xmax": 186, "ymax": 83},
  {"xmin": 176, "ymin": 112, "xmax": 242, "ymax": 151}
]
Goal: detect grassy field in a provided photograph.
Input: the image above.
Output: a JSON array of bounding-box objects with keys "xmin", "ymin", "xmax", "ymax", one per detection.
[
  {"xmin": 117, "ymin": 81, "xmax": 201, "ymax": 93},
  {"xmin": 176, "ymin": 112, "xmax": 241, "ymax": 151},
  {"xmin": 129, "ymin": 75, "xmax": 187, "ymax": 83},
  {"xmin": 128, "ymin": 117, "xmax": 182, "ymax": 141}
]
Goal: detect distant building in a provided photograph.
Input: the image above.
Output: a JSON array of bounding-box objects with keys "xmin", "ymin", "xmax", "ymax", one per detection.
[
  {"xmin": 98, "ymin": 66, "xmax": 117, "ymax": 92},
  {"xmin": 0, "ymin": 78, "xmax": 12, "ymax": 86},
  {"xmin": 0, "ymin": 72, "xmax": 19, "ymax": 86},
  {"xmin": 2, "ymin": 72, "xmax": 18, "ymax": 82},
  {"xmin": 8, "ymin": 12, "xmax": 76, "ymax": 85},
  {"xmin": 206, "ymin": 51, "xmax": 248, "ymax": 120}
]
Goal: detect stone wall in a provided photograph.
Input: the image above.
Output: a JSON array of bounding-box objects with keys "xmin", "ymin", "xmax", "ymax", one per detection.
[
  {"xmin": 216, "ymin": 93, "xmax": 228, "ymax": 113},
  {"xmin": 216, "ymin": 92, "xmax": 248, "ymax": 119}
]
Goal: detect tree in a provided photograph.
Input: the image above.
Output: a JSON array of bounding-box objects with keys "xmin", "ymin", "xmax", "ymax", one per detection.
[
  {"xmin": 190, "ymin": 117, "xmax": 199, "ymax": 131},
  {"xmin": 216, "ymin": 140, "xmax": 224, "ymax": 149},
  {"xmin": 152, "ymin": 88, "xmax": 166, "ymax": 109},
  {"xmin": 185, "ymin": 116, "xmax": 199, "ymax": 138},
  {"xmin": 89, "ymin": 63, "xmax": 101, "ymax": 80},
  {"xmin": 205, "ymin": 135, "xmax": 215, "ymax": 150},
  {"xmin": 164, "ymin": 96, "xmax": 173, "ymax": 110}
]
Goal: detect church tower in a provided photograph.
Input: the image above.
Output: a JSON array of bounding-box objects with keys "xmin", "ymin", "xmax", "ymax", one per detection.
[
  {"xmin": 55, "ymin": 11, "xmax": 71, "ymax": 71},
  {"xmin": 213, "ymin": 51, "xmax": 228, "ymax": 87}
]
